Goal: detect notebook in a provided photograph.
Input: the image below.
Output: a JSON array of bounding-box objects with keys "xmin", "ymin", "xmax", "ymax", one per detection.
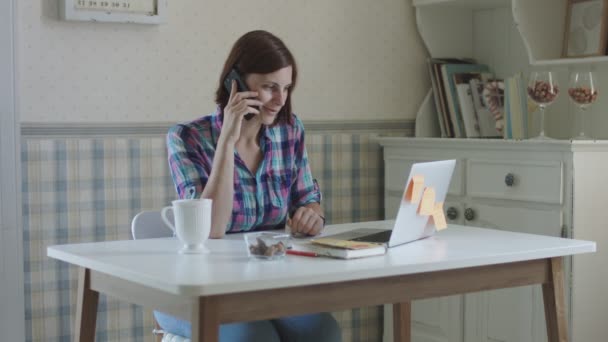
[
  {"xmin": 322, "ymin": 160, "xmax": 456, "ymax": 248},
  {"xmin": 290, "ymin": 238, "xmax": 387, "ymax": 259}
]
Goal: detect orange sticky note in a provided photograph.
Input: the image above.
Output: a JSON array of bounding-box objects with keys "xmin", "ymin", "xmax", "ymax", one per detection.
[
  {"xmin": 430, "ymin": 202, "xmax": 447, "ymax": 230},
  {"xmin": 417, "ymin": 187, "xmax": 436, "ymax": 215},
  {"xmin": 404, "ymin": 175, "xmax": 424, "ymax": 203}
]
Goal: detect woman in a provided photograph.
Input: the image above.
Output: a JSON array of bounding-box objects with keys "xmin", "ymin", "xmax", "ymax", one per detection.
[{"xmin": 163, "ymin": 30, "xmax": 342, "ymax": 342}]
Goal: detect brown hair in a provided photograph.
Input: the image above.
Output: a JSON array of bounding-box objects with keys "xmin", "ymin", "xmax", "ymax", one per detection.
[{"xmin": 215, "ymin": 30, "xmax": 297, "ymax": 125}]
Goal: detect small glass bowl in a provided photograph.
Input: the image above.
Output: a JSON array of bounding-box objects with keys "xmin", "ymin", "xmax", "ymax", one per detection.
[{"xmin": 244, "ymin": 232, "xmax": 291, "ymax": 260}]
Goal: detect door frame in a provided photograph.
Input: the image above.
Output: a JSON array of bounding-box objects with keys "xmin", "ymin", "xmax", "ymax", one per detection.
[{"xmin": 0, "ymin": 0, "xmax": 25, "ymax": 340}]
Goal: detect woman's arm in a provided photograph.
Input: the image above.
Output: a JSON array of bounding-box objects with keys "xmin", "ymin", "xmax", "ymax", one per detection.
[
  {"xmin": 166, "ymin": 85, "xmax": 261, "ymax": 238},
  {"xmin": 167, "ymin": 124, "xmax": 231, "ymax": 237},
  {"xmin": 287, "ymin": 116, "xmax": 324, "ymax": 236},
  {"xmin": 201, "ymin": 137, "xmax": 235, "ymax": 238},
  {"xmin": 289, "ymin": 202, "xmax": 325, "ymax": 236},
  {"xmin": 203, "ymin": 81, "xmax": 261, "ymax": 238},
  {"xmin": 166, "ymin": 127, "xmax": 240, "ymax": 239}
]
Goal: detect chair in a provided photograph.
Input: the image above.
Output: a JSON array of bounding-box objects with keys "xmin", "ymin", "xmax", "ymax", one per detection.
[
  {"xmin": 131, "ymin": 210, "xmax": 175, "ymax": 240},
  {"xmin": 131, "ymin": 211, "xmax": 191, "ymax": 342}
]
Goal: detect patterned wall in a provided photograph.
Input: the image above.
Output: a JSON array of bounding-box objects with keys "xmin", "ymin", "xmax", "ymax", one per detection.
[
  {"xmin": 22, "ymin": 138, "xmax": 172, "ymax": 342},
  {"xmin": 18, "ymin": 0, "xmax": 427, "ymax": 123},
  {"xmin": 21, "ymin": 124, "xmax": 410, "ymax": 342}
]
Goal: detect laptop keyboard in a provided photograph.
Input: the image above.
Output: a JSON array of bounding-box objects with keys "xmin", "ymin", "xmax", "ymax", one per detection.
[{"xmin": 351, "ymin": 230, "xmax": 392, "ymax": 243}]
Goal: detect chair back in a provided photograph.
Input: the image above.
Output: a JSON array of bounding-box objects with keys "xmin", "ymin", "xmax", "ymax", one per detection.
[
  {"xmin": 131, "ymin": 210, "xmax": 174, "ymax": 240},
  {"xmin": 131, "ymin": 211, "xmax": 184, "ymax": 342}
]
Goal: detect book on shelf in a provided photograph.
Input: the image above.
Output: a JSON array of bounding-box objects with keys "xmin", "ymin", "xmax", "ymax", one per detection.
[
  {"xmin": 427, "ymin": 59, "xmax": 448, "ymax": 137},
  {"xmin": 455, "ymin": 83, "xmax": 480, "ymax": 138},
  {"xmin": 504, "ymin": 79, "xmax": 512, "ymax": 139},
  {"xmin": 517, "ymin": 73, "xmax": 529, "ymax": 139},
  {"xmin": 426, "ymin": 58, "xmax": 475, "ymax": 138},
  {"xmin": 469, "ymin": 77, "xmax": 503, "ymax": 138},
  {"xmin": 452, "ymin": 71, "xmax": 493, "ymax": 138},
  {"xmin": 440, "ymin": 63, "xmax": 490, "ymax": 138},
  {"xmin": 433, "ymin": 62, "xmax": 453, "ymax": 137},
  {"xmin": 290, "ymin": 238, "xmax": 387, "ymax": 259},
  {"xmin": 504, "ymin": 73, "xmax": 529, "ymax": 140}
]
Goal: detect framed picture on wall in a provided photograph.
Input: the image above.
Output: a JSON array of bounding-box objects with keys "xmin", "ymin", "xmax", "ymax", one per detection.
[
  {"xmin": 59, "ymin": 0, "xmax": 167, "ymax": 24},
  {"xmin": 563, "ymin": 0, "xmax": 608, "ymax": 57}
]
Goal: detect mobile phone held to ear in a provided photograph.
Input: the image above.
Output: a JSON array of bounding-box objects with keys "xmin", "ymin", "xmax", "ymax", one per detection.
[{"xmin": 224, "ymin": 68, "xmax": 256, "ymax": 120}]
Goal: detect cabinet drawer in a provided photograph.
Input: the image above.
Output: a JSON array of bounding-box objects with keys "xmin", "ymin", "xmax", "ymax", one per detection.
[
  {"xmin": 466, "ymin": 160, "xmax": 563, "ymax": 204},
  {"xmin": 385, "ymin": 158, "xmax": 463, "ymax": 196},
  {"xmin": 463, "ymin": 202, "xmax": 562, "ymax": 237}
]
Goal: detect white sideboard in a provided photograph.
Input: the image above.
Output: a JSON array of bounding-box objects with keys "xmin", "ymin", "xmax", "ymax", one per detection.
[{"xmin": 378, "ymin": 137, "xmax": 608, "ymax": 342}]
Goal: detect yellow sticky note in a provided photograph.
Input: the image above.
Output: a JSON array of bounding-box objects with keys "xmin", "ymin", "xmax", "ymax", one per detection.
[
  {"xmin": 430, "ymin": 202, "xmax": 447, "ymax": 230},
  {"xmin": 417, "ymin": 187, "xmax": 436, "ymax": 215},
  {"xmin": 404, "ymin": 175, "xmax": 424, "ymax": 203}
]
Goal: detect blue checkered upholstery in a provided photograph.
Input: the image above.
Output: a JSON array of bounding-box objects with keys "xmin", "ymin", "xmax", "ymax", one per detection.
[{"xmin": 22, "ymin": 129, "xmax": 407, "ymax": 342}]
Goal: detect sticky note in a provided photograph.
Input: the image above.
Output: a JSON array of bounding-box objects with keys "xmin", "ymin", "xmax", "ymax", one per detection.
[
  {"xmin": 417, "ymin": 187, "xmax": 436, "ymax": 215},
  {"xmin": 404, "ymin": 175, "xmax": 424, "ymax": 203},
  {"xmin": 430, "ymin": 202, "xmax": 447, "ymax": 230}
]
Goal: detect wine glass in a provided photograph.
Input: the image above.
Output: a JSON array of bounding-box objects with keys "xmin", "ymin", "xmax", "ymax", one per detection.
[
  {"xmin": 527, "ymin": 71, "xmax": 559, "ymax": 140},
  {"xmin": 568, "ymin": 71, "xmax": 598, "ymax": 140}
]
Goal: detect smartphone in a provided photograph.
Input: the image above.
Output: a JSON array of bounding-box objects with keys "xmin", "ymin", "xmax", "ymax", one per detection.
[{"xmin": 224, "ymin": 68, "xmax": 256, "ymax": 120}]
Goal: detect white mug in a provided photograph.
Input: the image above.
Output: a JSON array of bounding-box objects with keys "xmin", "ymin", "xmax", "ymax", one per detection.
[{"xmin": 161, "ymin": 199, "xmax": 212, "ymax": 254}]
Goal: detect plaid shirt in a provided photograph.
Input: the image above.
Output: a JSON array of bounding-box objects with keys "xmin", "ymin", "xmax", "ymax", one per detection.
[{"xmin": 166, "ymin": 108, "xmax": 321, "ymax": 233}]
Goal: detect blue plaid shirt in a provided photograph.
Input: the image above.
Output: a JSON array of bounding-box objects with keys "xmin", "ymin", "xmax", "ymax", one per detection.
[{"xmin": 166, "ymin": 108, "xmax": 321, "ymax": 233}]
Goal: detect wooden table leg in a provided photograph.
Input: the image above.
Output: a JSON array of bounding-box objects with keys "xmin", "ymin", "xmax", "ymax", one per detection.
[
  {"xmin": 542, "ymin": 257, "xmax": 568, "ymax": 342},
  {"xmin": 74, "ymin": 268, "xmax": 99, "ymax": 342},
  {"xmin": 393, "ymin": 301, "xmax": 411, "ymax": 342},
  {"xmin": 192, "ymin": 297, "xmax": 220, "ymax": 342}
]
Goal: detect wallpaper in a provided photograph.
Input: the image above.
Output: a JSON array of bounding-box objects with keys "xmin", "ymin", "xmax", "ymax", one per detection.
[{"xmin": 17, "ymin": 0, "xmax": 428, "ymax": 123}]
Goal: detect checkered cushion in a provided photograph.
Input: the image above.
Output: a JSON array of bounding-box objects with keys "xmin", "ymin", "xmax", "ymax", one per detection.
[{"xmin": 22, "ymin": 130, "xmax": 406, "ymax": 342}]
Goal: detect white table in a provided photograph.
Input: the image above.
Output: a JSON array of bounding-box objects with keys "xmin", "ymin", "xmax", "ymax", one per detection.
[{"xmin": 47, "ymin": 220, "xmax": 596, "ymax": 342}]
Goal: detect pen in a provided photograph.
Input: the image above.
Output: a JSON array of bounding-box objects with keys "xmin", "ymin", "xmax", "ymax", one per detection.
[{"xmin": 286, "ymin": 250, "xmax": 318, "ymax": 257}]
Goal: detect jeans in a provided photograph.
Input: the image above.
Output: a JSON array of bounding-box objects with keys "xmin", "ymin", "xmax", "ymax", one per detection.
[{"xmin": 154, "ymin": 310, "xmax": 342, "ymax": 342}]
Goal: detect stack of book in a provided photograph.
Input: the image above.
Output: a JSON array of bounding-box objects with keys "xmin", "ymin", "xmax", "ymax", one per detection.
[
  {"xmin": 503, "ymin": 72, "xmax": 535, "ymax": 140},
  {"xmin": 427, "ymin": 58, "xmax": 502, "ymax": 138},
  {"xmin": 290, "ymin": 238, "xmax": 386, "ymax": 259}
]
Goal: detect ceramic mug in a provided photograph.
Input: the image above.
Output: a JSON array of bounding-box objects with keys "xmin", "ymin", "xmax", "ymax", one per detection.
[{"xmin": 161, "ymin": 199, "xmax": 212, "ymax": 254}]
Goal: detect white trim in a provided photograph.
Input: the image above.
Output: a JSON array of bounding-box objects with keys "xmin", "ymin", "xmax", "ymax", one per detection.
[
  {"xmin": 20, "ymin": 120, "xmax": 414, "ymax": 137},
  {"xmin": 377, "ymin": 137, "xmax": 608, "ymax": 153},
  {"xmin": 0, "ymin": 0, "xmax": 24, "ymax": 340}
]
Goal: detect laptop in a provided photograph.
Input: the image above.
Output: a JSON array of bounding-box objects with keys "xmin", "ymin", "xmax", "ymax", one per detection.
[{"xmin": 324, "ymin": 159, "xmax": 456, "ymax": 248}]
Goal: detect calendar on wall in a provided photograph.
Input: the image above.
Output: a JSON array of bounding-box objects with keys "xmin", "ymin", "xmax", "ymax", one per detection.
[
  {"xmin": 75, "ymin": 0, "xmax": 155, "ymax": 14},
  {"xmin": 60, "ymin": 0, "xmax": 167, "ymax": 24}
]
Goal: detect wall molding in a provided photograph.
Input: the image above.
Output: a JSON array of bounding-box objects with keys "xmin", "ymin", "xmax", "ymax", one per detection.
[
  {"xmin": 1, "ymin": 0, "xmax": 25, "ymax": 341},
  {"xmin": 21, "ymin": 120, "xmax": 414, "ymax": 137}
]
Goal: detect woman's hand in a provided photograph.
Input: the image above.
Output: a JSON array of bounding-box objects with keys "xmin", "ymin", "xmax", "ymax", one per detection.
[
  {"xmin": 288, "ymin": 206, "xmax": 325, "ymax": 236},
  {"xmin": 219, "ymin": 80, "xmax": 262, "ymax": 145}
]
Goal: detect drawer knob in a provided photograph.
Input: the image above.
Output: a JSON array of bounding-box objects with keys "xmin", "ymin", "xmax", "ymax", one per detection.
[
  {"xmin": 446, "ymin": 207, "xmax": 458, "ymax": 220},
  {"xmin": 464, "ymin": 208, "xmax": 475, "ymax": 221},
  {"xmin": 504, "ymin": 173, "xmax": 515, "ymax": 187}
]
